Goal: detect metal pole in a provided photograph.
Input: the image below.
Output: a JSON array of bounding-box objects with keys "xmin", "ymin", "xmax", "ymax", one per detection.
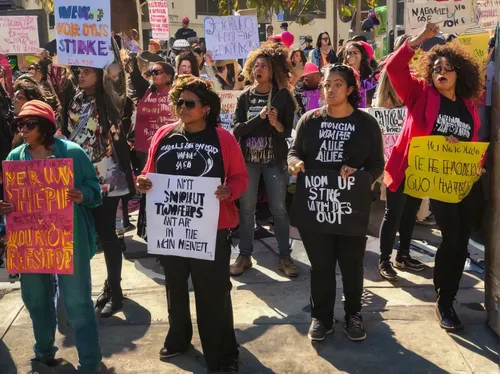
[
  {"xmin": 333, "ymin": 0, "xmax": 338, "ymax": 49},
  {"xmin": 355, "ymin": 0, "xmax": 362, "ymax": 34}
]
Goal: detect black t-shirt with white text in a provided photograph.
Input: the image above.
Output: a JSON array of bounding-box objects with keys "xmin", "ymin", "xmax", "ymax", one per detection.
[
  {"xmin": 243, "ymin": 91, "xmax": 274, "ymax": 164},
  {"xmin": 431, "ymin": 95, "xmax": 474, "ymax": 141},
  {"xmin": 154, "ymin": 124, "xmax": 223, "ymax": 179}
]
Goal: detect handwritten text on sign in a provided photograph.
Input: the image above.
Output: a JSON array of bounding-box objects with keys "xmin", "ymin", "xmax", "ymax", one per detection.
[
  {"xmin": 148, "ymin": 0, "xmax": 169, "ymax": 40},
  {"xmin": 477, "ymin": 0, "xmax": 500, "ymax": 29},
  {"xmin": 290, "ymin": 170, "xmax": 373, "ymax": 236},
  {"xmin": 54, "ymin": 0, "xmax": 113, "ymax": 68},
  {"xmin": 145, "ymin": 173, "xmax": 220, "ymax": 260},
  {"xmin": 204, "ymin": 16, "xmax": 260, "ymax": 60},
  {"xmin": 0, "ymin": 16, "xmax": 40, "ymax": 54},
  {"xmin": 365, "ymin": 107, "xmax": 406, "ymax": 160},
  {"xmin": 406, "ymin": 0, "xmax": 475, "ymax": 34},
  {"xmin": 404, "ymin": 136, "xmax": 488, "ymax": 203},
  {"xmin": 218, "ymin": 90, "xmax": 241, "ymax": 131},
  {"xmin": 2, "ymin": 159, "xmax": 74, "ymax": 274},
  {"xmin": 457, "ymin": 33, "xmax": 491, "ymax": 71}
]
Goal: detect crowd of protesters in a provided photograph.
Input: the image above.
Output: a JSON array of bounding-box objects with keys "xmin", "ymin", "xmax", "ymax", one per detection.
[{"xmin": 0, "ymin": 19, "xmax": 495, "ymax": 373}]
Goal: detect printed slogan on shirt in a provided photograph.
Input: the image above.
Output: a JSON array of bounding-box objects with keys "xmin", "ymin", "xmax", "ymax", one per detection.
[
  {"xmin": 290, "ymin": 170, "xmax": 373, "ymax": 236},
  {"xmin": 404, "ymin": 136, "xmax": 488, "ymax": 203},
  {"xmin": 145, "ymin": 173, "xmax": 219, "ymax": 261},
  {"xmin": 2, "ymin": 159, "xmax": 74, "ymax": 274}
]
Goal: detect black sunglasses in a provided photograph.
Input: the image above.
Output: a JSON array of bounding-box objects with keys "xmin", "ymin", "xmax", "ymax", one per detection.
[
  {"xmin": 149, "ymin": 69, "xmax": 165, "ymax": 76},
  {"xmin": 17, "ymin": 119, "xmax": 38, "ymax": 131},
  {"xmin": 175, "ymin": 99, "xmax": 201, "ymax": 109},
  {"xmin": 432, "ymin": 65, "xmax": 458, "ymax": 74}
]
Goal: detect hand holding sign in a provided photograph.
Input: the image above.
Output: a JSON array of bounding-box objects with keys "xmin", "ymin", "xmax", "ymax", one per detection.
[
  {"xmin": 0, "ymin": 201, "xmax": 14, "ymax": 215},
  {"xmin": 215, "ymin": 184, "xmax": 231, "ymax": 201},
  {"xmin": 340, "ymin": 165, "xmax": 358, "ymax": 180},
  {"xmin": 136, "ymin": 175, "xmax": 153, "ymax": 193},
  {"xmin": 288, "ymin": 160, "xmax": 305, "ymax": 178},
  {"xmin": 67, "ymin": 188, "xmax": 83, "ymax": 204}
]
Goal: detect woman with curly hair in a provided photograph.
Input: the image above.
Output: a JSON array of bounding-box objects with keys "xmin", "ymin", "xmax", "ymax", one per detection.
[
  {"xmin": 230, "ymin": 41, "xmax": 298, "ymax": 278},
  {"xmin": 288, "ymin": 64, "xmax": 384, "ymax": 342},
  {"xmin": 136, "ymin": 75, "xmax": 248, "ymax": 371},
  {"xmin": 343, "ymin": 41, "xmax": 377, "ymax": 108},
  {"xmin": 380, "ymin": 23, "xmax": 484, "ymax": 331}
]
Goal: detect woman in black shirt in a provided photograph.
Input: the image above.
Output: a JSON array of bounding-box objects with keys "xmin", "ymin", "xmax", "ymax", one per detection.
[
  {"xmin": 230, "ymin": 42, "xmax": 298, "ymax": 277},
  {"xmin": 288, "ymin": 64, "xmax": 384, "ymax": 342}
]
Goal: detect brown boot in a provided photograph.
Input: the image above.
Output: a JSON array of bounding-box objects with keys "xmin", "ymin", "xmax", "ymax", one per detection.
[
  {"xmin": 230, "ymin": 255, "xmax": 252, "ymax": 276},
  {"xmin": 279, "ymin": 258, "xmax": 299, "ymax": 277}
]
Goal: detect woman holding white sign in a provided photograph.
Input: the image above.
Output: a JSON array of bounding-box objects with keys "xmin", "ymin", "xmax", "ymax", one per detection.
[
  {"xmin": 136, "ymin": 76, "xmax": 248, "ymax": 372},
  {"xmin": 383, "ymin": 23, "xmax": 484, "ymax": 331},
  {"xmin": 288, "ymin": 64, "xmax": 384, "ymax": 342}
]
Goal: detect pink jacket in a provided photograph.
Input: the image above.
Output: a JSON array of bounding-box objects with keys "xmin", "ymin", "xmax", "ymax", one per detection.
[
  {"xmin": 384, "ymin": 40, "xmax": 481, "ymax": 192},
  {"xmin": 142, "ymin": 123, "xmax": 248, "ymax": 230}
]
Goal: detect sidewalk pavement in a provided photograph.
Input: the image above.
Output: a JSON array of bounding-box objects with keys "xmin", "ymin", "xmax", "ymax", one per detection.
[{"xmin": 0, "ymin": 209, "xmax": 498, "ymax": 374}]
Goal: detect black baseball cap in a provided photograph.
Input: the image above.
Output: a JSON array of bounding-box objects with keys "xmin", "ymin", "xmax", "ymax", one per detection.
[{"xmin": 280, "ymin": 22, "xmax": 288, "ymax": 29}]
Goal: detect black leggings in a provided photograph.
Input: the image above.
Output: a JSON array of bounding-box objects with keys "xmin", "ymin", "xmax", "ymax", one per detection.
[{"xmin": 379, "ymin": 182, "xmax": 421, "ymax": 262}]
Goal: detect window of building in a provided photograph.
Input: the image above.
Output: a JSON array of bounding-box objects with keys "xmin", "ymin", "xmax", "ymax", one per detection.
[
  {"xmin": 196, "ymin": 0, "xmax": 220, "ymax": 15},
  {"xmin": 283, "ymin": 0, "xmax": 327, "ymax": 20}
]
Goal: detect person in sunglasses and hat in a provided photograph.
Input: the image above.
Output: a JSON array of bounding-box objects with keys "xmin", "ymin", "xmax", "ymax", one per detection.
[
  {"xmin": 174, "ymin": 17, "xmax": 197, "ymax": 41},
  {"xmin": 136, "ymin": 75, "xmax": 248, "ymax": 371},
  {"xmin": 0, "ymin": 100, "xmax": 103, "ymax": 372}
]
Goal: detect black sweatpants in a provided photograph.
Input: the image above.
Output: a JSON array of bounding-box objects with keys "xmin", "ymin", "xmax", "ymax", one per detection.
[
  {"xmin": 431, "ymin": 190, "xmax": 475, "ymax": 308},
  {"xmin": 379, "ymin": 181, "xmax": 421, "ymax": 261},
  {"xmin": 159, "ymin": 229, "xmax": 239, "ymax": 370},
  {"xmin": 92, "ymin": 196, "xmax": 123, "ymax": 303},
  {"xmin": 299, "ymin": 229, "xmax": 367, "ymax": 328}
]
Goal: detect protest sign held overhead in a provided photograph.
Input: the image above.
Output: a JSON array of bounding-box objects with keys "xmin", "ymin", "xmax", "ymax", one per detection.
[
  {"xmin": 477, "ymin": 0, "xmax": 500, "ymax": 29},
  {"xmin": 54, "ymin": 0, "xmax": 113, "ymax": 68},
  {"xmin": 290, "ymin": 170, "xmax": 373, "ymax": 237},
  {"xmin": 404, "ymin": 136, "xmax": 488, "ymax": 203},
  {"xmin": 405, "ymin": 0, "xmax": 476, "ymax": 34},
  {"xmin": 457, "ymin": 32, "xmax": 491, "ymax": 70},
  {"xmin": 204, "ymin": 15, "xmax": 260, "ymax": 60},
  {"xmin": 2, "ymin": 159, "xmax": 75, "ymax": 274},
  {"xmin": 218, "ymin": 90, "xmax": 241, "ymax": 131},
  {"xmin": 0, "ymin": 16, "xmax": 40, "ymax": 54},
  {"xmin": 145, "ymin": 173, "xmax": 220, "ymax": 261},
  {"xmin": 148, "ymin": 0, "xmax": 169, "ymax": 40},
  {"xmin": 365, "ymin": 107, "xmax": 406, "ymax": 160}
]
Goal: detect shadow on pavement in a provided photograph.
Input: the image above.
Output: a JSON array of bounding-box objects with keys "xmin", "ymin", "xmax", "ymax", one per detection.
[{"xmin": 0, "ymin": 339, "xmax": 17, "ymax": 374}]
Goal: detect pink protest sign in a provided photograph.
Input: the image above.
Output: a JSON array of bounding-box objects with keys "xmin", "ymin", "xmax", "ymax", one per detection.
[
  {"xmin": 0, "ymin": 16, "xmax": 40, "ymax": 54},
  {"xmin": 134, "ymin": 90, "xmax": 177, "ymax": 153},
  {"xmin": 2, "ymin": 158, "xmax": 75, "ymax": 274},
  {"xmin": 148, "ymin": 0, "xmax": 170, "ymax": 40}
]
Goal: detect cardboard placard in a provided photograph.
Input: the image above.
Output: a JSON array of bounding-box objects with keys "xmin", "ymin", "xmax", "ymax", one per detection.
[
  {"xmin": 0, "ymin": 16, "xmax": 40, "ymax": 54},
  {"xmin": 2, "ymin": 159, "xmax": 74, "ymax": 274},
  {"xmin": 218, "ymin": 90, "xmax": 241, "ymax": 131},
  {"xmin": 204, "ymin": 15, "xmax": 260, "ymax": 60},
  {"xmin": 406, "ymin": 0, "xmax": 476, "ymax": 34},
  {"xmin": 54, "ymin": 0, "xmax": 113, "ymax": 68},
  {"xmin": 365, "ymin": 107, "xmax": 406, "ymax": 160},
  {"xmin": 404, "ymin": 136, "xmax": 488, "ymax": 203},
  {"xmin": 477, "ymin": 0, "xmax": 500, "ymax": 29},
  {"xmin": 457, "ymin": 33, "xmax": 491, "ymax": 70},
  {"xmin": 148, "ymin": 0, "xmax": 169, "ymax": 40},
  {"xmin": 290, "ymin": 169, "xmax": 373, "ymax": 236},
  {"xmin": 145, "ymin": 173, "xmax": 220, "ymax": 261}
]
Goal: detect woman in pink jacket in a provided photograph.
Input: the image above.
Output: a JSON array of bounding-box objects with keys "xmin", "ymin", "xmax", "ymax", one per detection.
[{"xmin": 380, "ymin": 23, "xmax": 484, "ymax": 331}]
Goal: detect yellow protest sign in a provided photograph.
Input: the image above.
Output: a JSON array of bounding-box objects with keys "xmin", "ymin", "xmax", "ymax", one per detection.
[
  {"xmin": 404, "ymin": 136, "xmax": 488, "ymax": 203},
  {"xmin": 457, "ymin": 33, "xmax": 491, "ymax": 71}
]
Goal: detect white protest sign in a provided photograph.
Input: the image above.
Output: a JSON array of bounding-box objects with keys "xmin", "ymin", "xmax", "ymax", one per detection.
[
  {"xmin": 204, "ymin": 15, "xmax": 260, "ymax": 60},
  {"xmin": 218, "ymin": 90, "xmax": 241, "ymax": 131},
  {"xmin": 364, "ymin": 107, "xmax": 406, "ymax": 160},
  {"xmin": 477, "ymin": 0, "xmax": 500, "ymax": 28},
  {"xmin": 146, "ymin": 173, "xmax": 220, "ymax": 260},
  {"xmin": 148, "ymin": 0, "xmax": 169, "ymax": 40},
  {"xmin": 406, "ymin": 0, "xmax": 476, "ymax": 34},
  {"xmin": 54, "ymin": 0, "xmax": 113, "ymax": 68},
  {"xmin": 0, "ymin": 16, "xmax": 40, "ymax": 54}
]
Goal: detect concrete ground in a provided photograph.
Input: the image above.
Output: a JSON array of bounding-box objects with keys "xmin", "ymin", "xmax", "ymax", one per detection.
[{"xmin": 0, "ymin": 201, "xmax": 499, "ymax": 374}]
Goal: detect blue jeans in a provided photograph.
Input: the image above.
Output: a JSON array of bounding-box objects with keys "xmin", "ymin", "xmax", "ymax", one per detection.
[
  {"xmin": 20, "ymin": 249, "xmax": 101, "ymax": 371},
  {"xmin": 238, "ymin": 163, "xmax": 291, "ymax": 258}
]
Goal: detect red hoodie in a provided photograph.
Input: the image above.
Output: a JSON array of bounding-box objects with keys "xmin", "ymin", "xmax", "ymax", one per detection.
[
  {"xmin": 384, "ymin": 40, "xmax": 481, "ymax": 192},
  {"xmin": 142, "ymin": 123, "xmax": 249, "ymax": 230}
]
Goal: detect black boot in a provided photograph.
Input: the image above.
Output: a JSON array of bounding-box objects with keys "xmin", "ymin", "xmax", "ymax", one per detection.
[
  {"xmin": 435, "ymin": 303, "xmax": 463, "ymax": 331},
  {"xmin": 95, "ymin": 280, "xmax": 111, "ymax": 309}
]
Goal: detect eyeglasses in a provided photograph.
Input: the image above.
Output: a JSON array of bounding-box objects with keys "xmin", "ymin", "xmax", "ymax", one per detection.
[
  {"xmin": 17, "ymin": 119, "xmax": 38, "ymax": 132},
  {"xmin": 432, "ymin": 65, "xmax": 458, "ymax": 74},
  {"xmin": 322, "ymin": 37, "xmax": 329, "ymax": 41},
  {"xmin": 149, "ymin": 69, "xmax": 165, "ymax": 76},
  {"xmin": 175, "ymin": 99, "xmax": 201, "ymax": 109}
]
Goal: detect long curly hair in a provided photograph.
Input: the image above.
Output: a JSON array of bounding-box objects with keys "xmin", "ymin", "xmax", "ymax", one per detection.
[
  {"xmin": 342, "ymin": 42, "xmax": 373, "ymax": 81},
  {"xmin": 242, "ymin": 41, "xmax": 294, "ymax": 90},
  {"xmin": 414, "ymin": 43, "xmax": 483, "ymax": 102},
  {"xmin": 170, "ymin": 75, "xmax": 221, "ymax": 127},
  {"xmin": 322, "ymin": 64, "xmax": 362, "ymax": 109}
]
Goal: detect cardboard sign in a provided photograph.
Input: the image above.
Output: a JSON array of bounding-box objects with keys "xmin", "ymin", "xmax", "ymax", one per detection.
[
  {"xmin": 0, "ymin": 16, "xmax": 40, "ymax": 54},
  {"xmin": 148, "ymin": 0, "xmax": 169, "ymax": 40},
  {"xmin": 404, "ymin": 136, "xmax": 488, "ymax": 203},
  {"xmin": 204, "ymin": 15, "xmax": 260, "ymax": 60},
  {"xmin": 477, "ymin": 0, "xmax": 500, "ymax": 29},
  {"xmin": 365, "ymin": 108, "xmax": 406, "ymax": 160},
  {"xmin": 2, "ymin": 159, "xmax": 74, "ymax": 274},
  {"xmin": 290, "ymin": 170, "xmax": 373, "ymax": 236},
  {"xmin": 406, "ymin": 0, "xmax": 476, "ymax": 34},
  {"xmin": 145, "ymin": 173, "xmax": 220, "ymax": 260},
  {"xmin": 54, "ymin": 0, "xmax": 113, "ymax": 68},
  {"xmin": 457, "ymin": 33, "xmax": 491, "ymax": 70},
  {"xmin": 218, "ymin": 90, "xmax": 241, "ymax": 131},
  {"xmin": 134, "ymin": 90, "xmax": 177, "ymax": 153}
]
